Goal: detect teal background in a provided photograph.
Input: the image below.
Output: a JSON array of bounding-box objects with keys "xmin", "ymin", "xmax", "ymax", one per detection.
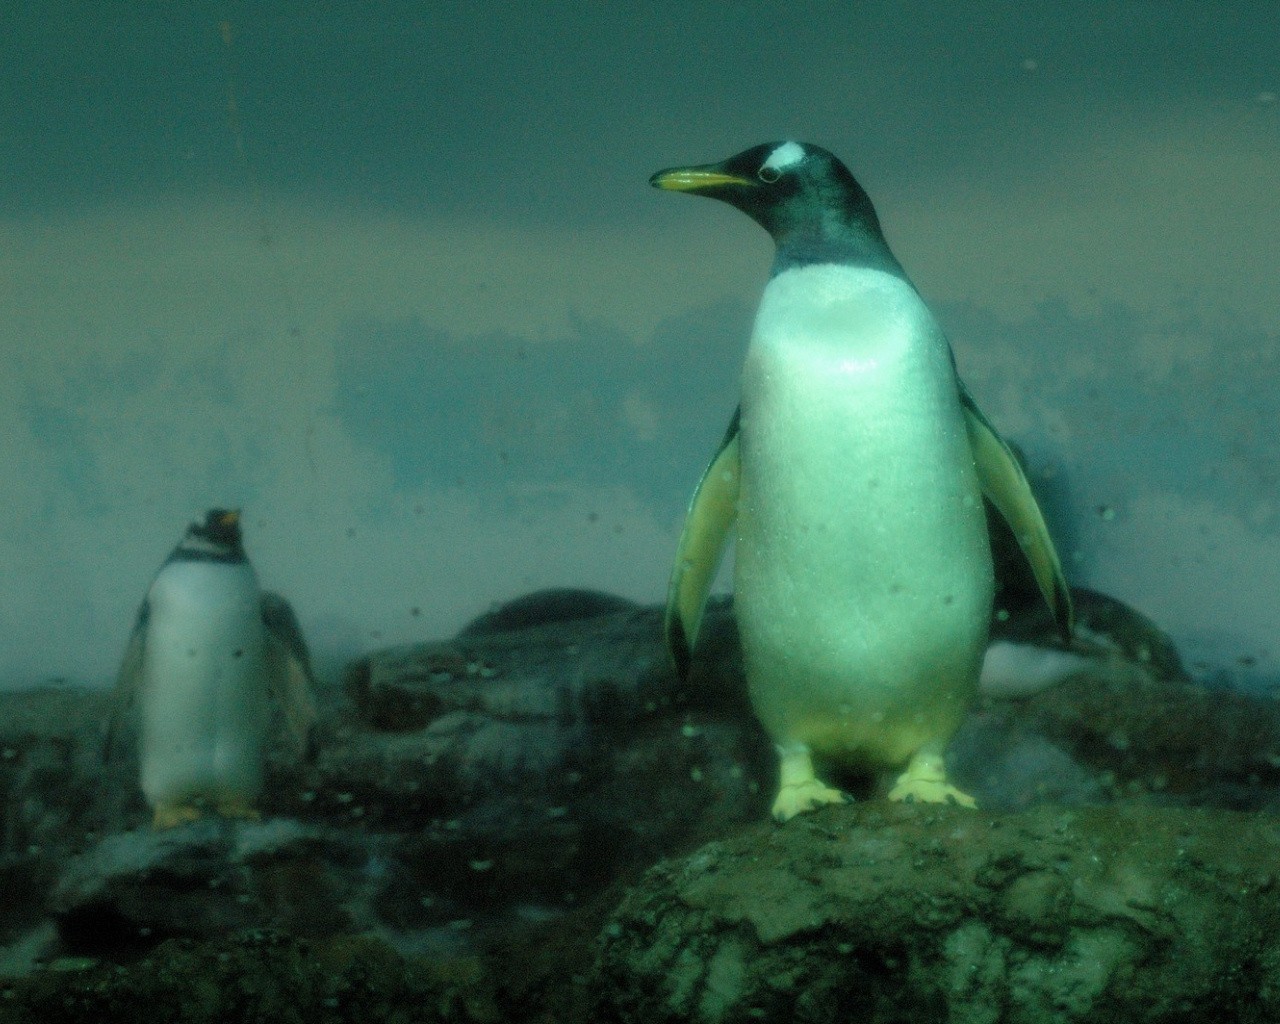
[{"xmin": 2, "ymin": 1, "xmax": 1278, "ymax": 688}]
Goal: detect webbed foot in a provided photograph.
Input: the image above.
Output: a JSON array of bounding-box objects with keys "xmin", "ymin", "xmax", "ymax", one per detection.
[
  {"xmin": 772, "ymin": 743, "xmax": 849, "ymax": 822},
  {"xmin": 888, "ymin": 751, "xmax": 976, "ymax": 809},
  {"xmin": 773, "ymin": 779, "xmax": 848, "ymax": 822}
]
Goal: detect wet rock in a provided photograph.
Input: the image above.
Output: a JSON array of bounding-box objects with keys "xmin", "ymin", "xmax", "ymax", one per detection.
[
  {"xmin": 0, "ymin": 929, "xmax": 501, "ymax": 1024},
  {"xmin": 952, "ymin": 587, "xmax": 1276, "ymax": 810},
  {"xmin": 457, "ymin": 588, "xmax": 640, "ymax": 638},
  {"xmin": 0, "ymin": 686, "xmax": 136, "ymax": 969},
  {"xmin": 1005, "ymin": 670, "xmax": 1280, "ymax": 806},
  {"xmin": 50, "ymin": 820, "xmax": 359, "ymax": 958},
  {"xmin": 330, "ymin": 597, "xmax": 770, "ymax": 916},
  {"xmin": 593, "ymin": 803, "xmax": 1280, "ymax": 1024},
  {"xmin": 0, "ymin": 596, "xmax": 769, "ymax": 972},
  {"xmin": 0, "ymin": 686, "xmax": 131, "ymax": 856},
  {"xmin": 3, "ymin": 584, "xmax": 1279, "ymax": 990},
  {"xmin": 346, "ymin": 599, "xmax": 745, "ymax": 737}
]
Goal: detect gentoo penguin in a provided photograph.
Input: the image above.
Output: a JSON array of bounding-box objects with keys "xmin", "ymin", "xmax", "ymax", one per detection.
[
  {"xmin": 104, "ymin": 509, "xmax": 318, "ymax": 829},
  {"xmin": 652, "ymin": 142, "xmax": 1072, "ymax": 821}
]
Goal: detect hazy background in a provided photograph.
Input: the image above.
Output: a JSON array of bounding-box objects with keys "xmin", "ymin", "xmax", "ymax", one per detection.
[{"xmin": 2, "ymin": 1, "xmax": 1277, "ymax": 690}]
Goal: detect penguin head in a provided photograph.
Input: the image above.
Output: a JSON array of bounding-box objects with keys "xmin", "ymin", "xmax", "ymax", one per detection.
[
  {"xmin": 190, "ymin": 508, "xmax": 244, "ymax": 551},
  {"xmin": 650, "ymin": 141, "xmax": 896, "ymax": 271},
  {"xmin": 162, "ymin": 508, "xmax": 248, "ymax": 566}
]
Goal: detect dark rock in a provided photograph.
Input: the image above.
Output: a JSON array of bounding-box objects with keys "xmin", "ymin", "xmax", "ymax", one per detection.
[
  {"xmin": 0, "ymin": 686, "xmax": 132, "ymax": 855},
  {"xmin": 0, "ymin": 686, "xmax": 137, "ymax": 972},
  {"xmin": 457, "ymin": 588, "xmax": 640, "ymax": 638},
  {"xmin": 7, "ymin": 598, "xmax": 768, "ymax": 971},
  {"xmin": 1008, "ymin": 669, "xmax": 1280, "ymax": 806},
  {"xmin": 0, "ymin": 929, "xmax": 501, "ymax": 1024},
  {"xmin": 327, "ymin": 596, "xmax": 768, "ymax": 921},
  {"xmin": 986, "ymin": 586, "xmax": 1190, "ymax": 701},
  {"xmin": 330, "ymin": 599, "xmax": 771, "ymax": 919},
  {"xmin": 50, "ymin": 821, "xmax": 360, "ymax": 958},
  {"xmin": 346, "ymin": 601, "xmax": 745, "ymax": 736},
  {"xmin": 6, "ymin": 584, "xmax": 1280, "ymax": 1021},
  {"xmin": 593, "ymin": 802, "xmax": 1280, "ymax": 1023}
]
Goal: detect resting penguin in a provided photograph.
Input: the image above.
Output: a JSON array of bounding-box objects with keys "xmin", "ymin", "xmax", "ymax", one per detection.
[
  {"xmin": 652, "ymin": 142, "xmax": 1072, "ymax": 821},
  {"xmin": 104, "ymin": 509, "xmax": 318, "ymax": 829}
]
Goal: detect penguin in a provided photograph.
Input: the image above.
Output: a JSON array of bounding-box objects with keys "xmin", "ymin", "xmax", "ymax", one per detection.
[
  {"xmin": 104, "ymin": 509, "xmax": 318, "ymax": 829},
  {"xmin": 652, "ymin": 142, "xmax": 1072, "ymax": 821}
]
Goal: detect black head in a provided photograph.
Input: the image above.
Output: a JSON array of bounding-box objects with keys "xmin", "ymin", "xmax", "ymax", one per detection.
[
  {"xmin": 650, "ymin": 141, "xmax": 901, "ymax": 274},
  {"xmin": 179, "ymin": 507, "xmax": 246, "ymax": 559},
  {"xmin": 162, "ymin": 508, "xmax": 248, "ymax": 567}
]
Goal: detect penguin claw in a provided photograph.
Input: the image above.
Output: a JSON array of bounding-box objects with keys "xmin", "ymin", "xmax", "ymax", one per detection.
[{"xmin": 887, "ymin": 776, "xmax": 977, "ymax": 809}]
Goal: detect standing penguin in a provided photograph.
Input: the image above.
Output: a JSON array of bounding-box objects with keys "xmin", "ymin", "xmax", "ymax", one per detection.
[
  {"xmin": 652, "ymin": 142, "xmax": 1072, "ymax": 821},
  {"xmin": 105, "ymin": 509, "xmax": 318, "ymax": 829}
]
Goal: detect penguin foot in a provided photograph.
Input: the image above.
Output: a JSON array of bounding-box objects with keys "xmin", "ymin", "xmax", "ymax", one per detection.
[
  {"xmin": 772, "ymin": 780, "xmax": 848, "ymax": 822},
  {"xmin": 152, "ymin": 803, "xmax": 203, "ymax": 830},
  {"xmin": 772, "ymin": 742, "xmax": 849, "ymax": 822},
  {"xmin": 887, "ymin": 752, "xmax": 977, "ymax": 809},
  {"xmin": 216, "ymin": 797, "xmax": 262, "ymax": 822}
]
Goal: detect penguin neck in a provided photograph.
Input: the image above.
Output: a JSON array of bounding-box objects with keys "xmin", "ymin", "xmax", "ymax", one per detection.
[
  {"xmin": 769, "ymin": 217, "xmax": 906, "ymax": 279},
  {"xmin": 166, "ymin": 537, "xmax": 247, "ymax": 566}
]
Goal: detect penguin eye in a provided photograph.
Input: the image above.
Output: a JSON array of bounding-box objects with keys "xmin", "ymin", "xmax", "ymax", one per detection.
[{"xmin": 757, "ymin": 165, "xmax": 781, "ymax": 184}]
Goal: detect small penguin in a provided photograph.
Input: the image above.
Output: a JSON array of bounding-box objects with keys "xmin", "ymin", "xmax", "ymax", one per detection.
[
  {"xmin": 105, "ymin": 509, "xmax": 318, "ymax": 829},
  {"xmin": 652, "ymin": 142, "xmax": 1072, "ymax": 821}
]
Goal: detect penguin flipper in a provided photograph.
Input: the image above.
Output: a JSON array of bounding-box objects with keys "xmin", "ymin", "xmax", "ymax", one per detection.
[
  {"xmin": 665, "ymin": 408, "xmax": 741, "ymax": 680},
  {"xmin": 957, "ymin": 380, "xmax": 1074, "ymax": 641},
  {"xmin": 104, "ymin": 601, "xmax": 148, "ymax": 763},
  {"xmin": 261, "ymin": 591, "xmax": 319, "ymax": 760}
]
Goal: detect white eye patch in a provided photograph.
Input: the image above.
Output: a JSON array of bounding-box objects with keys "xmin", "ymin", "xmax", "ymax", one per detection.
[{"xmin": 762, "ymin": 141, "xmax": 805, "ymax": 174}]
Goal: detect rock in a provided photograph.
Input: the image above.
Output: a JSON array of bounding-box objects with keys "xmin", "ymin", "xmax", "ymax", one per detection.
[
  {"xmin": 330, "ymin": 597, "xmax": 770, "ymax": 917},
  {"xmin": 457, "ymin": 588, "xmax": 640, "ymax": 638},
  {"xmin": 953, "ymin": 588, "xmax": 1276, "ymax": 811},
  {"xmin": 594, "ymin": 802, "xmax": 1280, "ymax": 1023},
  {"xmin": 345, "ymin": 599, "xmax": 746, "ymax": 735},
  {"xmin": 5, "ymin": 583, "xmax": 1280, "ymax": 1005},
  {"xmin": 0, "ymin": 685, "xmax": 136, "ymax": 972},
  {"xmin": 0, "ymin": 929, "xmax": 502, "ymax": 1024},
  {"xmin": 50, "ymin": 820, "xmax": 360, "ymax": 957},
  {"xmin": 1004, "ymin": 670, "xmax": 1280, "ymax": 806},
  {"xmin": 0, "ymin": 685, "xmax": 132, "ymax": 854},
  {"xmin": 5, "ymin": 597, "xmax": 768, "ymax": 970}
]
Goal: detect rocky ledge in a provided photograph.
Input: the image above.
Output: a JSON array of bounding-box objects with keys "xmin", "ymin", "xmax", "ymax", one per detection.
[
  {"xmin": 596, "ymin": 802, "xmax": 1280, "ymax": 1023},
  {"xmin": 1, "ymin": 587, "xmax": 1278, "ymax": 1022}
]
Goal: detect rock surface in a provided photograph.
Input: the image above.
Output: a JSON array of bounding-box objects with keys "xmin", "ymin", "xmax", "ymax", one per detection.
[
  {"xmin": 2, "ymin": 588, "xmax": 1280, "ymax": 1022},
  {"xmin": 0, "ymin": 929, "xmax": 502, "ymax": 1024},
  {"xmin": 594, "ymin": 802, "xmax": 1280, "ymax": 1023}
]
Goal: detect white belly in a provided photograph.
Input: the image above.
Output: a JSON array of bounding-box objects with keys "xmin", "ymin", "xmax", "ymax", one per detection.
[
  {"xmin": 138, "ymin": 560, "xmax": 270, "ymax": 806},
  {"xmin": 735, "ymin": 265, "xmax": 993, "ymax": 766}
]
